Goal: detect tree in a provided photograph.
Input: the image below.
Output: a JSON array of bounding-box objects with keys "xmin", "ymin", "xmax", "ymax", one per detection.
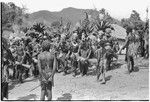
[
  {"xmin": 21, "ymin": 27, "xmax": 30, "ymax": 33},
  {"xmin": 121, "ymin": 18, "xmax": 134, "ymax": 29},
  {"xmin": 130, "ymin": 10, "xmax": 141, "ymax": 21},
  {"xmin": 121, "ymin": 10, "xmax": 145, "ymax": 30},
  {"xmin": 99, "ymin": 8, "xmax": 106, "ymax": 15},
  {"xmin": 99, "ymin": 8, "xmax": 113, "ymax": 23},
  {"xmin": 2, "ymin": 2, "xmax": 29, "ymax": 33},
  {"xmin": 121, "ymin": 10, "xmax": 146, "ymax": 57},
  {"xmin": 129, "ymin": 10, "xmax": 145, "ymax": 30}
]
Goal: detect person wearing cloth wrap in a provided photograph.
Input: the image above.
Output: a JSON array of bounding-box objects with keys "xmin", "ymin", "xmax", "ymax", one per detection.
[
  {"xmin": 95, "ymin": 28, "xmax": 118, "ymax": 84},
  {"xmin": 78, "ymin": 33, "xmax": 91, "ymax": 76},
  {"xmin": 70, "ymin": 39, "xmax": 79, "ymax": 77},
  {"xmin": 118, "ymin": 27, "xmax": 135, "ymax": 73},
  {"xmin": 15, "ymin": 43, "xmax": 26, "ymax": 83},
  {"xmin": 58, "ymin": 39, "xmax": 71, "ymax": 75},
  {"xmin": 38, "ymin": 40, "xmax": 57, "ymax": 100}
]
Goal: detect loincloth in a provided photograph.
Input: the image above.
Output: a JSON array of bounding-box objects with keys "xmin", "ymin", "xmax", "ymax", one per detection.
[
  {"xmin": 97, "ymin": 58, "xmax": 107, "ymax": 73},
  {"xmin": 104, "ymin": 48, "xmax": 115, "ymax": 59},
  {"xmin": 40, "ymin": 81, "xmax": 53, "ymax": 91}
]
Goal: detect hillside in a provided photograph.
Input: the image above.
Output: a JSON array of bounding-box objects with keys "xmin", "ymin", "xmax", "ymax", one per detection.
[{"xmin": 28, "ymin": 7, "xmax": 121, "ymax": 27}]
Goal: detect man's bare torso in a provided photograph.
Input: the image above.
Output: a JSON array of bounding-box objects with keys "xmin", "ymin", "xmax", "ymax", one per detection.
[{"xmin": 38, "ymin": 51, "xmax": 54, "ymax": 80}]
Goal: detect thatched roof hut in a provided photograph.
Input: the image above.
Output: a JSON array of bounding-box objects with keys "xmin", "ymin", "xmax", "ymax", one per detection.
[{"xmin": 111, "ymin": 24, "xmax": 127, "ymax": 40}]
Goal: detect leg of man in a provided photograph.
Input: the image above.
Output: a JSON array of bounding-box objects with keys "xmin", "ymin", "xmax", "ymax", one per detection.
[
  {"xmin": 107, "ymin": 59, "xmax": 111, "ymax": 71},
  {"xmin": 18, "ymin": 65, "xmax": 23, "ymax": 83},
  {"xmin": 72, "ymin": 64, "xmax": 77, "ymax": 77},
  {"xmin": 47, "ymin": 89, "xmax": 52, "ymax": 100},
  {"xmin": 56, "ymin": 59, "xmax": 59, "ymax": 72},
  {"xmin": 2, "ymin": 82, "xmax": 8, "ymax": 100},
  {"xmin": 40, "ymin": 81, "xmax": 46, "ymax": 100},
  {"xmin": 18, "ymin": 70, "xmax": 23, "ymax": 83},
  {"xmin": 73, "ymin": 60, "xmax": 78, "ymax": 77},
  {"xmin": 40, "ymin": 90, "xmax": 45, "ymax": 100},
  {"xmin": 13, "ymin": 65, "xmax": 16, "ymax": 79},
  {"xmin": 96, "ymin": 64, "xmax": 101, "ymax": 81},
  {"xmin": 80, "ymin": 61, "xmax": 84, "ymax": 76},
  {"xmin": 101, "ymin": 59, "xmax": 107, "ymax": 84},
  {"xmin": 2, "ymin": 82, "xmax": 4, "ymax": 100},
  {"xmin": 16, "ymin": 66, "xmax": 19, "ymax": 80},
  {"xmin": 24, "ymin": 68, "xmax": 29, "ymax": 79},
  {"xmin": 125, "ymin": 54, "xmax": 127, "ymax": 62},
  {"xmin": 130, "ymin": 56, "xmax": 134, "ymax": 72},
  {"xmin": 34, "ymin": 63, "xmax": 39, "ymax": 77},
  {"xmin": 127, "ymin": 55, "xmax": 131, "ymax": 73},
  {"xmin": 4, "ymin": 82, "xmax": 8, "ymax": 99},
  {"xmin": 83, "ymin": 63, "xmax": 86, "ymax": 76},
  {"xmin": 6, "ymin": 66, "xmax": 9, "ymax": 80},
  {"xmin": 22, "ymin": 54, "xmax": 29, "ymax": 78},
  {"xmin": 32, "ymin": 63, "xmax": 36, "ymax": 76},
  {"xmin": 78, "ymin": 61, "xmax": 82, "ymax": 75},
  {"xmin": 47, "ymin": 81, "xmax": 52, "ymax": 100},
  {"xmin": 58, "ymin": 59, "xmax": 63, "ymax": 72},
  {"xmin": 84, "ymin": 62, "xmax": 88, "ymax": 75},
  {"xmin": 63, "ymin": 60, "xmax": 68, "ymax": 75},
  {"xmin": 60, "ymin": 59, "xmax": 65, "ymax": 72}
]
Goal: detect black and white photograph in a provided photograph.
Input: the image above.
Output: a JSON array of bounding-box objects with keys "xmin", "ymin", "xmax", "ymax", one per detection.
[{"xmin": 1, "ymin": 0, "xmax": 149, "ymax": 101}]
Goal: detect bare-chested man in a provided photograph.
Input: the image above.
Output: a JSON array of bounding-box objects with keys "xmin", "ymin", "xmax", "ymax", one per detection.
[
  {"xmin": 38, "ymin": 40, "xmax": 57, "ymax": 100},
  {"xmin": 118, "ymin": 27, "xmax": 136, "ymax": 73},
  {"xmin": 96, "ymin": 28, "xmax": 118, "ymax": 84}
]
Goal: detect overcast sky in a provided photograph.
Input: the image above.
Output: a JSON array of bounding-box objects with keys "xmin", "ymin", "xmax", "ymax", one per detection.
[{"xmin": 2, "ymin": 0, "xmax": 150, "ymax": 21}]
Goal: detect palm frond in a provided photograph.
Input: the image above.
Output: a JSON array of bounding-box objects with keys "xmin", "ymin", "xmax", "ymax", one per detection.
[{"xmin": 95, "ymin": 19, "xmax": 113, "ymax": 32}]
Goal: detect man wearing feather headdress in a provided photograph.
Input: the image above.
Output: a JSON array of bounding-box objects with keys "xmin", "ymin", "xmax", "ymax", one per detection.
[{"xmin": 96, "ymin": 27, "xmax": 118, "ymax": 84}]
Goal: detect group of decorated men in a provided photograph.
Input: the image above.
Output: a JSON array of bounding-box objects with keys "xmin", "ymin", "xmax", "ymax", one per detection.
[{"xmin": 2, "ymin": 12, "xmax": 141, "ymax": 100}]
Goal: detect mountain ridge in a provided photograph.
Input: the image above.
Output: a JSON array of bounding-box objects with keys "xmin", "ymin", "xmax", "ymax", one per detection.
[{"xmin": 28, "ymin": 7, "xmax": 121, "ymax": 26}]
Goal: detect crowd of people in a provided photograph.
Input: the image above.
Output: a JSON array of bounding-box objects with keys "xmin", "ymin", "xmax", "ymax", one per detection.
[{"xmin": 2, "ymin": 12, "xmax": 148, "ymax": 100}]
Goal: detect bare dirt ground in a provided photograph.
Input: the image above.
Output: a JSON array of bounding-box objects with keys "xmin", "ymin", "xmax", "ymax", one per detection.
[{"xmin": 7, "ymin": 55, "xmax": 149, "ymax": 100}]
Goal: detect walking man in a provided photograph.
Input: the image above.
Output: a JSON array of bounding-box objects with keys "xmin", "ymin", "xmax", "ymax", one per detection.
[
  {"xmin": 118, "ymin": 27, "xmax": 135, "ymax": 73},
  {"xmin": 96, "ymin": 28, "xmax": 118, "ymax": 84}
]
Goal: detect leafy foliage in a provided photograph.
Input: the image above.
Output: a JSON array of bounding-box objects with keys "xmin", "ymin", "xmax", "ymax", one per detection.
[
  {"xmin": 95, "ymin": 9, "xmax": 114, "ymax": 32},
  {"xmin": 121, "ymin": 10, "xmax": 145, "ymax": 30},
  {"xmin": 32, "ymin": 22, "xmax": 46, "ymax": 34},
  {"xmin": 2, "ymin": 2, "xmax": 28, "ymax": 33},
  {"xmin": 21, "ymin": 27, "xmax": 30, "ymax": 33},
  {"xmin": 99, "ymin": 8, "xmax": 113, "ymax": 23},
  {"xmin": 95, "ymin": 19, "xmax": 113, "ymax": 32}
]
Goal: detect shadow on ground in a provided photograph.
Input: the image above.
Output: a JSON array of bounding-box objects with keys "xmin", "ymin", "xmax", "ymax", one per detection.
[
  {"xmin": 106, "ymin": 75, "xmax": 112, "ymax": 82},
  {"xmin": 133, "ymin": 66, "xmax": 139, "ymax": 72},
  {"xmin": 87, "ymin": 68, "xmax": 97, "ymax": 76},
  {"xmin": 57, "ymin": 93, "xmax": 72, "ymax": 100},
  {"xmin": 9, "ymin": 77, "xmax": 38, "ymax": 91},
  {"xmin": 23, "ymin": 77, "xmax": 39, "ymax": 83},
  {"xmin": 87, "ymin": 62, "xmax": 123, "ymax": 76},
  {"xmin": 9, "ymin": 80, "xmax": 19, "ymax": 91},
  {"xmin": 136, "ymin": 64, "xmax": 149, "ymax": 69},
  {"xmin": 17, "ymin": 94, "xmax": 37, "ymax": 100},
  {"xmin": 110, "ymin": 62, "xmax": 123, "ymax": 71},
  {"xmin": 99, "ymin": 75, "xmax": 112, "ymax": 82}
]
